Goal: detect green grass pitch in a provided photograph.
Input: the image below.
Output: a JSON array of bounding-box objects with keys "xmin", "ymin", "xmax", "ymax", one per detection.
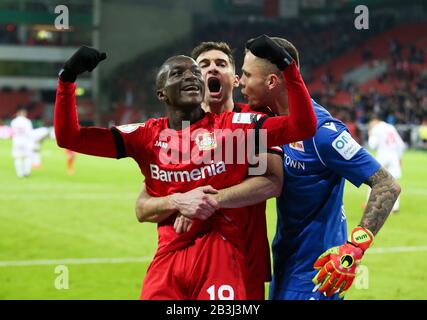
[{"xmin": 1, "ymin": 139, "xmax": 426, "ymax": 299}]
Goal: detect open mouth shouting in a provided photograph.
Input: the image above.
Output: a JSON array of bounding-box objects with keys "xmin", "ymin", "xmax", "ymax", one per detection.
[{"xmin": 207, "ymin": 76, "xmax": 222, "ymax": 98}]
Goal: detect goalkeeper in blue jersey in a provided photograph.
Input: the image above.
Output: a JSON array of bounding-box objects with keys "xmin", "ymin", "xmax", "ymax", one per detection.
[{"xmin": 242, "ymin": 35, "xmax": 401, "ymax": 300}]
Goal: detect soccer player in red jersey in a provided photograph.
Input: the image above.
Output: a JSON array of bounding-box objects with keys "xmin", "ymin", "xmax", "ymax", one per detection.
[
  {"xmin": 54, "ymin": 43, "xmax": 316, "ymax": 299},
  {"xmin": 135, "ymin": 41, "xmax": 284, "ymax": 300}
]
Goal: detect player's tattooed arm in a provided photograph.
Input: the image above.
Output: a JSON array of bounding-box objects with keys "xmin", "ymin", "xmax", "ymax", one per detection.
[{"xmin": 360, "ymin": 167, "xmax": 401, "ymax": 235}]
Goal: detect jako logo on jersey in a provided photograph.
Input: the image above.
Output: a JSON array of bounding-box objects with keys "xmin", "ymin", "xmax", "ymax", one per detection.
[
  {"xmin": 154, "ymin": 140, "xmax": 168, "ymax": 149},
  {"xmin": 150, "ymin": 161, "xmax": 226, "ymax": 182},
  {"xmin": 289, "ymin": 141, "xmax": 305, "ymax": 152},
  {"xmin": 195, "ymin": 132, "xmax": 216, "ymax": 151},
  {"xmin": 332, "ymin": 131, "xmax": 361, "ymax": 160},
  {"xmin": 283, "ymin": 152, "xmax": 305, "ymax": 170}
]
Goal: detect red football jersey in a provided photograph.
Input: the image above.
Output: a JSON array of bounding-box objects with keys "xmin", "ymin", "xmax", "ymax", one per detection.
[
  {"xmin": 234, "ymin": 103, "xmax": 283, "ymax": 286},
  {"xmin": 113, "ymin": 111, "xmax": 264, "ymax": 257}
]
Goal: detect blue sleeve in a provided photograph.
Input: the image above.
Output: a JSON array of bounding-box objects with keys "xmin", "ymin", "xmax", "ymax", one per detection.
[{"xmin": 313, "ymin": 121, "xmax": 381, "ymax": 187}]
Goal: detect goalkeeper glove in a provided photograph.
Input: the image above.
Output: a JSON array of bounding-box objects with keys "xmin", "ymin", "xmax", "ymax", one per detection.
[
  {"xmin": 245, "ymin": 34, "xmax": 294, "ymax": 71},
  {"xmin": 59, "ymin": 46, "xmax": 107, "ymax": 82},
  {"xmin": 312, "ymin": 226, "xmax": 374, "ymax": 298}
]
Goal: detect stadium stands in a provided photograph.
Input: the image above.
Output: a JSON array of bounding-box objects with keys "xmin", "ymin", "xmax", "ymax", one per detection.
[
  {"xmin": 1, "ymin": 4, "xmax": 425, "ymax": 132},
  {"xmin": 107, "ymin": 11, "xmax": 427, "ymax": 127}
]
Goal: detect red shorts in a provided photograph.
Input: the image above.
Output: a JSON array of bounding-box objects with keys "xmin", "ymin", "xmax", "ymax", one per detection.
[{"xmin": 140, "ymin": 231, "xmax": 247, "ymax": 300}]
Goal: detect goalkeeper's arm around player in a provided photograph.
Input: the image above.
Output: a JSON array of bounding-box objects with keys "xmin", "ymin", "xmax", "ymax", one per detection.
[{"xmin": 313, "ymin": 167, "xmax": 401, "ymax": 298}]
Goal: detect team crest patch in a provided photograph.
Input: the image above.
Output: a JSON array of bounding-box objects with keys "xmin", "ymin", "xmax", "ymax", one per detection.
[
  {"xmin": 289, "ymin": 141, "xmax": 305, "ymax": 152},
  {"xmin": 332, "ymin": 131, "xmax": 361, "ymax": 160},
  {"xmin": 117, "ymin": 123, "xmax": 144, "ymax": 133},
  {"xmin": 232, "ymin": 113, "xmax": 261, "ymax": 124},
  {"xmin": 196, "ymin": 132, "xmax": 217, "ymax": 151}
]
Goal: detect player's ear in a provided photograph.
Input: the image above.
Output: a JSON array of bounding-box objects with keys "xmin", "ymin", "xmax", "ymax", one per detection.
[
  {"xmin": 157, "ymin": 89, "xmax": 167, "ymax": 102},
  {"xmin": 233, "ymin": 74, "xmax": 240, "ymax": 88},
  {"xmin": 267, "ymin": 74, "xmax": 280, "ymax": 90}
]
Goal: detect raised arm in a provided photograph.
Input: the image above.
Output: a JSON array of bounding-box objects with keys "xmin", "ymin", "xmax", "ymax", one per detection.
[
  {"xmin": 54, "ymin": 46, "xmax": 117, "ymax": 158},
  {"xmin": 260, "ymin": 62, "xmax": 316, "ymax": 147},
  {"xmin": 246, "ymin": 35, "xmax": 317, "ymax": 147}
]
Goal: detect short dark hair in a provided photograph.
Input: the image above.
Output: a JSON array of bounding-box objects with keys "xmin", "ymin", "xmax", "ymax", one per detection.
[{"xmin": 191, "ymin": 41, "xmax": 235, "ymax": 69}]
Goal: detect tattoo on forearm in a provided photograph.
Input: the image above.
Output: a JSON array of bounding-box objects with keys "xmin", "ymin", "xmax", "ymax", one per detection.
[{"xmin": 361, "ymin": 167, "xmax": 400, "ymax": 235}]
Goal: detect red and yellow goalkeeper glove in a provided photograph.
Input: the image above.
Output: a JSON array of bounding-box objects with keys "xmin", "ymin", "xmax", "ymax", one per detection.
[{"xmin": 312, "ymin": 227, "xmax": 374, "ymax": 298}]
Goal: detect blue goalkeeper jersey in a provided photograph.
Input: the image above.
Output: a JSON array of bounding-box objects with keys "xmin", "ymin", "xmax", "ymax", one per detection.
[{"xmin": 269, "ymin": 100, "xmax": 381, "ymax": 299}]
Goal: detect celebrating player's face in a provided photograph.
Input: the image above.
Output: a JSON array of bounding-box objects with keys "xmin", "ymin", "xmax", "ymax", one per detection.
[
  {"xmin": 196, "ymin": 50, "xmax": 239, "ymax": 106},
  {"xmin": 161, "ymin": 56, "xmax": 205, "ymax": 109},
  {"xmin": 240, "ymin": 51, "xmax": 271, "ymax": 109}
]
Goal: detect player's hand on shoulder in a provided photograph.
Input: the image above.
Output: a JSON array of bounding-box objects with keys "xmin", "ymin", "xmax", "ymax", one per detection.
[
  {"xmin": 59, "ymin": 46, "xmax": 107, "ymax": 82},
  {"xmin": 245, "ymin": 34, "xmax": 293, "ymax": 71},
  {"xmin": 169, "ymin": 185, "xmax": 219, "ymax": 220}
]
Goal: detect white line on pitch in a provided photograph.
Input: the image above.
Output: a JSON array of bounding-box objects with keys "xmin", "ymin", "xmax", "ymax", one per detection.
[
  {"xmin": 0, "ymin": 256, "xmax": 152, "ymax": 267},
  {"xmin": 2, "ymin": 245, "xmax": 427, "ymax": 267},
  {"xmin": 0, "ymin": 194, "xmax": 137, "ymax": 200},
  {"xmin": 367, "ymin": 245, "xmax": 427, "ymax": 254}
]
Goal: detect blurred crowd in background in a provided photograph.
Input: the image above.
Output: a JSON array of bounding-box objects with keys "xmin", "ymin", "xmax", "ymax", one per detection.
[{"xmin": 1, "ymin": 0, "xmax": 426, "ymax": 148}]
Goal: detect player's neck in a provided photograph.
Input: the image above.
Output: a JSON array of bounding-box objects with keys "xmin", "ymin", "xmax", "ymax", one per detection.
[
  {"xmin": 271, "ymin": 93, "xmax": 289, "ymax": 116},
  {"xmin": 166, "ymin": 106, "xmax": 205, "ymax": 130},
  {"xmin": 203, "ymin": 98, "xmax": 234, "ymax": 114}
]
